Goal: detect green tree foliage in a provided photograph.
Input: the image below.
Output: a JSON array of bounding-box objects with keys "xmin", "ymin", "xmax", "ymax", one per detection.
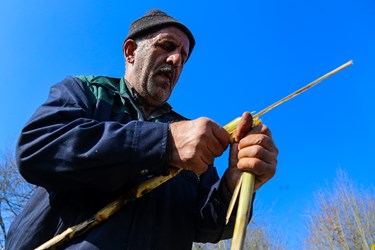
[
  {"xmin": 0, "ymin": 148, "xmax": 35, "ymax": 248},
  {"xmin": 304, "ymin": 169, "xmax": 375, "ymax": 250}
]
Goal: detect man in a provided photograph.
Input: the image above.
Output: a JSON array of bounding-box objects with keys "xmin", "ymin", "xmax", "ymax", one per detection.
[{"xmin": 6, "ymin": 9, "xmax": 278, "ymax": 250}]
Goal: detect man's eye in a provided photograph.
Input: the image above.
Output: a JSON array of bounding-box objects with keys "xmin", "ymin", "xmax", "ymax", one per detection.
[{"xmin": 160, "ymin": 43, "xmax": 174, "ymax": 51}]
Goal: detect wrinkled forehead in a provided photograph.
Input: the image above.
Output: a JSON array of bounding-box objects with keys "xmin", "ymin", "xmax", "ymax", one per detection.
[{"xmin": 152, "ymin": 27, "xmax": 190, "ymax": 53}]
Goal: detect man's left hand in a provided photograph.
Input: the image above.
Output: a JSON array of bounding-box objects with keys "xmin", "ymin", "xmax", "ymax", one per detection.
[{"xmin": 225, "ymin": 112, "xmax": 278, "ymax": 192}]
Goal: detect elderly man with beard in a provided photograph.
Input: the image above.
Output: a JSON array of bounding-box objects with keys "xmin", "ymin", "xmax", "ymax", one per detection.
[{"xmin": 6, "ymin": 9, "xmax": 278, "ymax": 250}]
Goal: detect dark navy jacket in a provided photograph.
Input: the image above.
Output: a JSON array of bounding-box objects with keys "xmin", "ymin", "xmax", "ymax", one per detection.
[{"xmin": 5, "ymin": 76, "xmax": 251, "ymax": 250}]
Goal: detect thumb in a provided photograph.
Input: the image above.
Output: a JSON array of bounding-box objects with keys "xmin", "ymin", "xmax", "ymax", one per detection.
[{"xmin": 235, "ymin": 112, "xmax": 253, "ymax": 142}]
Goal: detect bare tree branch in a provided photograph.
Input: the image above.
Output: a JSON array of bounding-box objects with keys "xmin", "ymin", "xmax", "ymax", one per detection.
[
  {"xmin": 0, "ymin": 148, "xmax": 36, "ymax": 247},
  {"xmin": 304, "ymin": 169, "xmax": 375, "ymax": 250}
]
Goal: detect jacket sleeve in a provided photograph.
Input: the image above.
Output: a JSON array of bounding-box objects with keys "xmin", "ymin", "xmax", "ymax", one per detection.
[
  {"xmin": 16, "ymin": 76, "xmax": 170, "ymax": 193},
  {"xmin": 194, "ymin": 166, "xmax": 255, "ymax": 243}
]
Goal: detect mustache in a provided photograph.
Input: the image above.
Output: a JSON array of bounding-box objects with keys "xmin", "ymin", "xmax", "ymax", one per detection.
[{"xmin": 159, "ymin": 64, "xmax": 176, "ymax": 79}]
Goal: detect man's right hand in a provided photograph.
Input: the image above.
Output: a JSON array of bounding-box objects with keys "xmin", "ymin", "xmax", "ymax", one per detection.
[{"xmin": 169, "ymin": 117, "xmax": 230, "ymax": 173}]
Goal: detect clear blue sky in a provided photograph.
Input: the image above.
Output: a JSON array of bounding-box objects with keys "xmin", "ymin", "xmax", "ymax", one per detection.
[{"xmin": 1, "ymin": 0, "xmax": 374, "ymax": 247}]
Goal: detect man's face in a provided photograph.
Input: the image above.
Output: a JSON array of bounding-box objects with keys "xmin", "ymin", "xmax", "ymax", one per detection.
[{"xmin": 130, "ymin": 26, "xmax": 190, "ymax": 108}]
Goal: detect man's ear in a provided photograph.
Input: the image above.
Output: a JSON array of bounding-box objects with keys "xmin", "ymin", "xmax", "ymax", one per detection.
[{"xmin": 123, "ymin": 39, "xmax": 136, "ymax": 64}]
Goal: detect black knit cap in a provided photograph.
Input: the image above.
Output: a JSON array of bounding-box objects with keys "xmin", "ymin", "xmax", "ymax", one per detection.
[{"xmin": 125, "ymin": 9, "xmax": 195, "ymax": 58}]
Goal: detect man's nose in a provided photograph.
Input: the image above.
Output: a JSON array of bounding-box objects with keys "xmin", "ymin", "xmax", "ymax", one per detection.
[{"xmin": 166, "ymin": 52, "xmax": 183, "ymax": 67}]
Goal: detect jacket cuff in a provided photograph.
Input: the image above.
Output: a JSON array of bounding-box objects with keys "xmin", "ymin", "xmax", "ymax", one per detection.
[{"xmin": 129, "ymin": 121, "xmax": 170, "ymax": 175}]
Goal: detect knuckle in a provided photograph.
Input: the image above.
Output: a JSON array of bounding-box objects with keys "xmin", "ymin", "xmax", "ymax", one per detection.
[
  {"xmin": 197, "ymin": 116, "xmax": 211, "ymax": 125},
  {"xmin": 237, "ymin": 158, "xmax": 256, "ymax": 170},
  {"xmin": 269, "ymin": 163, "xmax": 277, "ymax": 177},
  {"xmin": 182, "ymin": 148, "xmax": 197, "ymax": 163},
  {"xmin": 250, "ymin": 145, "xmax": 264, "ymax": 158},
  {"xmin": 274, "ymin": 145, "xmax": 279, "ymax": 155},
  {"xmin": 260, "ymin": 124, "xmax": 268, "ymax": 131},
  {"xmin": 253, "ymin": 124, "xmax": 272, "ymax": 136},
  {"xmin": 254, "ymin": 135, "xmax": 265, "ymax": 145}
]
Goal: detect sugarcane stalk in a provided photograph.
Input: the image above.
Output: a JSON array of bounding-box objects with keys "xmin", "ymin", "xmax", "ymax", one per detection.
[
  {"xmin": 224, "ymin": 116, "xmax": 261, "ymax": 250},
  {"xmin": 35, "ymin": 167, "xmax": 183, "ymax": 250},
  {"xmin": 228, "ymin": 60, "xmax": 353, "ymax": 250},
  {"xmin": 230, "ymin": 172, "xmax": 255, "ymax": 249}
]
